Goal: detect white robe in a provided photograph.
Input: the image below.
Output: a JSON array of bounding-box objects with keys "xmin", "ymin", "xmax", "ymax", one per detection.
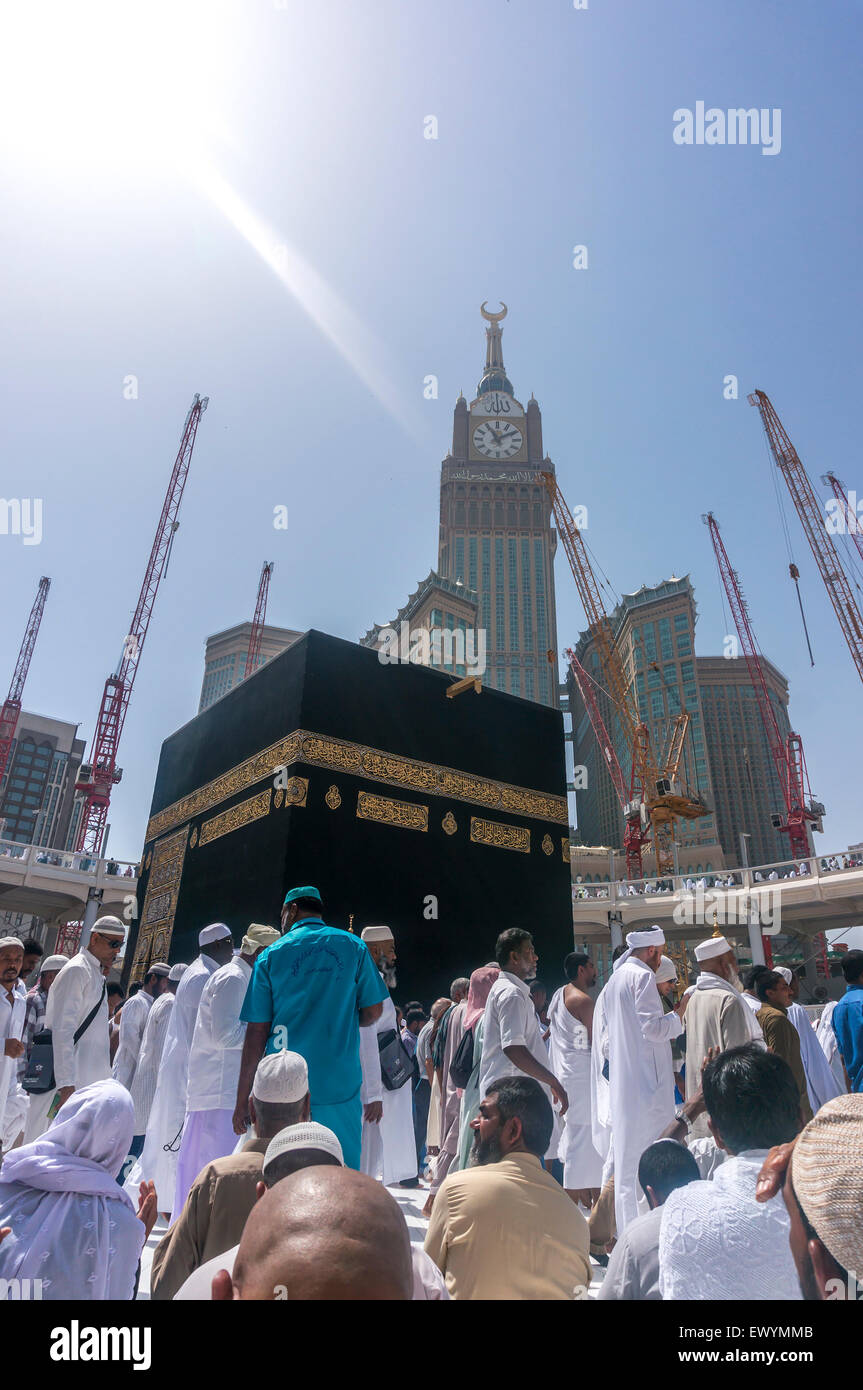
[
  {"xmin": 815, "ymin": 1001, "xmax": 847, "ymax": 1092},
  {"xmin": 547, "ymin": 986, "xmax": 603, "ymax": 1189},
  {"xmin": 359, "ymin": 979, "xmax": 417, "ymax": 1185},
  {"xmin": 125, "ymin": 954, "xmax": 218, "ymax": 1211},
  {"xmin": 112, "ymin": 988, "xmax": 154, "ymax": 1091},
  {"xmin": 603, "ymin": 956, "xmax": 682, "ymax": 1235},
  {"xmin": 787, "ymin": 1001, "xmax": 843, "ymax": 1113},
  {"xmin": 23, "ymin": 949, "xmax": 110, "ymax": 1143},
  {"xmin": 0, "ymin": 983, "xmax": 28, "ymax": 1151},
  {"xmin": 129, "ymin": 991, "xmax": 174, "ymax": 1136}
]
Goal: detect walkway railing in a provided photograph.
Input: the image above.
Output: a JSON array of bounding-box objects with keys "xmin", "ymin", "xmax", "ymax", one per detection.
[{"xmin": 571, "ymin": 847, "xmax": 863, "ymax": 903}]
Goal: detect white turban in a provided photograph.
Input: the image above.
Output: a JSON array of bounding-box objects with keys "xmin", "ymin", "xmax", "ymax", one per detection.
[
  {"xmin": 361, "ymin": 926, "xmax": 393, "ymax": 943},
  {"xmin": 614, "ymin": 926, "xmax": 665, "ymax": 971},
  {"xmin": 695, "ymin": 936, "xmax": 733, "ymax": 963}
]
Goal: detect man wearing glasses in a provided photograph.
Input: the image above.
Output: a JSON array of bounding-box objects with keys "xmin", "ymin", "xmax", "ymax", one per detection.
[{"xmin": 22, "ymin": 915, "xmax": 126, "ymax": 1141}]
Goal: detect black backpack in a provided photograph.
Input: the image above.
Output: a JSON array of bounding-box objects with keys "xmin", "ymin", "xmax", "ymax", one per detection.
[{"xmin": 449, "ymin": 1025, "xmax": 475, "ymax": 1089}]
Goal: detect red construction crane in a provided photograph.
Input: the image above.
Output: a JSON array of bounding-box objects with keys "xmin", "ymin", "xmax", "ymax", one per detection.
[
  {"xmin": 245, "ymin": 561, "xmax": 274, "ymax": 680},
  {"xmin": 703, "ymin": 512, "xmax": 824, "ymax": 862},
  {"xmin": 822, "ymin": 471, "xmax": 863, "ymax": 571},
  {"xmin": 567, "ymin": 648, "xmax": 649, "ymax": 878},
  {"xmin": 748, "ymin": 390, "xmax": 863, "ymax": 687},
  {"xmin": 75, "ymin": 395, "xmax": 209, "ymax": 853},
  {"xmin": 543, "ymin": 470, "xmax": 709, "ymax": 875},
  {"xmin": 0, "ymin": 577, "xmax": 51, "ymax": 789}
]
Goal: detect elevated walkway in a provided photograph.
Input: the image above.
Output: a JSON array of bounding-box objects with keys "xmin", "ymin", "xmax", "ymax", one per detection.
[{"xmin": 0, "ymin": 838, "xmax": 138, "ymax": 927}]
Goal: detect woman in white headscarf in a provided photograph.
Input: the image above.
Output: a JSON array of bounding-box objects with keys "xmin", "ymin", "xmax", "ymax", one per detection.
[{"xmin": 0, "ymin": 1078, "xmax": 156, "ymax": 1299}]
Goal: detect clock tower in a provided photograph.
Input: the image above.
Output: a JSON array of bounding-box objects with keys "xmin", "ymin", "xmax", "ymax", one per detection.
[{"xmin": 438, "ymin": 304, "xmax": 560, "ymax": 707}]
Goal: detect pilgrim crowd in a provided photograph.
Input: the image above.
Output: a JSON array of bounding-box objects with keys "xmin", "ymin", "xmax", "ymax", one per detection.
[{"xmin": 0, "ymin": 892, "xmax": 861, "ymax": 1302}]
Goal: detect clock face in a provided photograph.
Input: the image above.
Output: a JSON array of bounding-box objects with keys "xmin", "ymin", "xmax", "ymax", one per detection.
[
  {"xmin": 472, "ymin": 419, "xmax": 524, "ymax": 459},
  {"xmin": 478, "ymin": 391, "xmax": 522, "ymax": 417}
]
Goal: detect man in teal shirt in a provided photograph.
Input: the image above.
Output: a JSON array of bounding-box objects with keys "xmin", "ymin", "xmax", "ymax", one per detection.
[{"xmin": 234, "ymin": 887, "xmax": 387, "ymax": 1169}]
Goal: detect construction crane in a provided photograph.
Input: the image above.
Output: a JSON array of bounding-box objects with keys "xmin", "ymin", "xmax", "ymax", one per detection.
[
  {"xmin": 822, "ymin": 471, "xmax": 863, "ymax": 571},
  {"xmin": 567, "ymin": 648, "xmax": 649, "ymax": 878},
  {"xmin": 0, "ymin": 577, "xmax": 51, "ymax": 790},
  {"xmin": 703, "ymin": 512, "xmax": 824, "ymax": 862},
  {"xmin": 748, "ymin": 390, "xmax": 863, "ymax": 687},
  {"xmin": 542, "ymin": 470, "xmax": 709, "ymax": 875},
  {"xmin": 245, "ymin": 562, "xmax": 274, "ymax": 680},
  {"xmin": 74, "ymin": 395, "xmax": 209, "ymax": 853}
]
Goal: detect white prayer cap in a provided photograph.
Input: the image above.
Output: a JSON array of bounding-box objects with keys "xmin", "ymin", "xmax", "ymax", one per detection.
[
  {"xmin": 775, "ymin": 966, "xmax": 794, "ymax": 985},
  {"xmin": 91, "ymin": 915, "xmax": 126, "ymax": 939},
  {"xmin": 241, "ymin": 923, "xmax": 280, "ymax": 955},
  {"xmin": 168, "ymin": 963, "xmax": 187, "ymax": 981},
  {"xmin": 147, "ymin": 962, "xmax": 171, "ymax": 977},
  {"xmin": 694, "ymin": 935, "xmax": 733, "ymax": 962},
  {"xmin": 0, "ymin": 936, "xmax": 24, "ymax": 951},
  {"xmin": 655, "ymin": 955, "xmax": 679, "ymax": 984},
  {"xmin": 252, "ymin": 1049, "xmax": 309, "ymax": 1103},
  {"xmin": 261, "ymin": 1122, "xmax": 343, "ymax": 1178},
  {"xmin": 361, "ymin": 925, "xmax": 393, "ymax": 943},
  {"xmin": 41, "ymin": 954, "xmax": 70, "ymax": 973},
  {"xmin": 198, "ymin": 922, "xmax": 232, "ymax": 946}
]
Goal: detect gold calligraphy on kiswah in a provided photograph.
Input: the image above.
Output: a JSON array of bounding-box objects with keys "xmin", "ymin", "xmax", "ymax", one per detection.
[{"xmin": 145, "ymin": 729, "xmax": 566, "ymax": 842}]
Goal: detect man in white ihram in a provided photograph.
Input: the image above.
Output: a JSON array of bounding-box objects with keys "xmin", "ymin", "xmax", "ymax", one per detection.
[
  {"xmin": 359, "ymin": 926, "xmax": 417, "ymax": 1187},
  {"xmin": 128, "ymin": 923, "xmax": 233, "ymax": 1215},
  {"xmin": 599, "ymin": 926, "xmax": 688, "ymax": 1235},
  {"xmin": 112, "ymin": 962, "xmax": 171, "ymax": 1089},
  {"xmin": 774, "ymin": 965, "xmax": 843, "ymax": 1113},
  {"xmin": 22, "ymin": 916, "xmax": 127, "ymax": 1142},
  {"xmin": 683, "ymin": 934, "xmax": 764, "ymax": 1137},
  {"xmin": 172, "ymin": 923, "xmax": 280, "ymax": 1217}
]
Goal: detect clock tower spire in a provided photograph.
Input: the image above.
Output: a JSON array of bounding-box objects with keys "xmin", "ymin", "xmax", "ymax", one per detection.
[{"xmin": 478, "ymin": 301, "xmax": 514, "ymax": 396}]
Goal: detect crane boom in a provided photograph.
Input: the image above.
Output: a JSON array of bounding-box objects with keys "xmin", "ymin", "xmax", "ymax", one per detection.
[
  {"xmin": 75, "ymin": 395, "xmax": 209, "ymax": 853},
  {"xmin": 748, "ymin": 390, "xmax": 863, "ymax": 686},
  {"xmin": 543, "ymin": 471, "xmax": 708, "ymax": 876},
  {"xmin": 822, "ymin": 471, "xmax": 863, "ymax": 570},
  {"xmin": 0, "ymin": 577, "xmax": 51, "ymax": 788},
  {"xmin": 566, "ymin": 649, "xmax": 649, "ymax": 878},
  {"xmin": 245, "ymin": 561, "xmax": 274, "ymax": 679}
]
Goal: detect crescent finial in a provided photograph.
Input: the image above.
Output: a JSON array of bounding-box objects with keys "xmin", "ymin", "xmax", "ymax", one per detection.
[{"xmin": 480, "ymin": 300, "xmax": 508, "ymax": 324}]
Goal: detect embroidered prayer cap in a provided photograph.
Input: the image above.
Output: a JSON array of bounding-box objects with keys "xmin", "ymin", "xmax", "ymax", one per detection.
[
  {"xmin": 262, "ymin": 1122, "xmax": 343, "ymax": 1178},
  {"xmin": 241, "ymin": 924, "xmax": 280, "ymax": 955},
  {"xmin": 791, "ymin": 1094, "xmax": 863, "ymax": 1276},
  {"xmin": 655, "ymin": 956, "xmax": 679, "ymax": 984},
  {"xmin": 0, "ymin": 936, "xmax": 24, "ymax": 951},
  {"xmin": 198, "ymin": 922, "xmax": 232, "ymax": 946},
  {"xmin": 361, "ymin": 926, "xmax": 394, "ymax": 943},
  {"xmin": 41, "ymin": 954, "xmax": 70, "ymax": 973},
  {"xmin": 168, "ymin": 963, "xmax": 187, "ymax": 981},
  {"xmin": 283, "ymin": 885, "xmax": 321, "ymax": 906},
  {"xmin": 147, "ymin": 962, "xmax": 170, "ymax": 977},
  {"xmin": 774, "ymin": 966, "xmax": 794, "ymax": 985},
  {"xmin": 694, "ymin": 935, "xmax": 733, "ymax": 962},
  {"xmin": 252, "ymin": 1049, "xmax": 309, "ymax": 1103},
  {"xmin": 91, "ymin": 916, "xmax": 126, "ymax": 940}
]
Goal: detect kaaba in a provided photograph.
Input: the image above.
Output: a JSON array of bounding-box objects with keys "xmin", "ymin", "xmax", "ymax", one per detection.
[{"xmin": 127, "ymin": 630, "xmax": 574, "ymax": 1001}]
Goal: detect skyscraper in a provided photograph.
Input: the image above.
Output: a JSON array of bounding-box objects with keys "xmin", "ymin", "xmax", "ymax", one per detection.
[
  {"xmin": 436, "ymin": 304, "xmax": 560, "ymax": 706},
  {"xmin": 0, "ymin": 711, "xmax": 85, "ymax": 849},
  {"xmin": 569, "ymin": 576, "xmax": 725, "ymax": 871},
  {"xmin": 198, "ymin": 622, "xmax": 304, "ymax": 713}
]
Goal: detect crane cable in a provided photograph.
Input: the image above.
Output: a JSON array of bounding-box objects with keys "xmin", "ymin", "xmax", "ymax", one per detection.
[{"xmin": 760, "ymin": 429, "xmax": 815, "ymax": 666}]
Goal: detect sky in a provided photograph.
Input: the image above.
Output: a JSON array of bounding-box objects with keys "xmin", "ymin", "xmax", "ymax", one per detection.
[{"xmin": 1, "ymin": 0, "xmax": 861, "ymax": 887}]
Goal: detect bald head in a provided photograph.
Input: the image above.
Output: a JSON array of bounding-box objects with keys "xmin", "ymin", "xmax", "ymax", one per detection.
[{"xmin": 228, "ymin": 1166, "xmax": 413, "ymax": 1300}]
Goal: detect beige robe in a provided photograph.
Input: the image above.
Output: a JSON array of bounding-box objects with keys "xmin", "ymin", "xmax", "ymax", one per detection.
[{"xmin": 684, "ymin": 979, "xmax": 760, "ymax": 1137}]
